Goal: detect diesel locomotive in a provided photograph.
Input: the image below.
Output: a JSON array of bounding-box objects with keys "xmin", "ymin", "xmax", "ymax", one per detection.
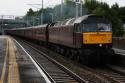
[{"xmin": 5, "ymin": 15, "xmax": 114, "ymax": 64}]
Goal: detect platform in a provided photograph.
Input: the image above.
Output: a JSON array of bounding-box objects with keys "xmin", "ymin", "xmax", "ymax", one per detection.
[
  {"xmin": 0, "ymin": 36, "xmax": 125, "ymax": 83},
  {"xmin": 0, "ymin": 36, "xmax": 7, "ymax": 83},
  {"xmin": 0, "ymin": 36, "xmax": 47, "ymax": 83}
]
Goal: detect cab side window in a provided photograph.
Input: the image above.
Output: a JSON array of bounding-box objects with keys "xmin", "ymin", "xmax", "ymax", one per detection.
[{"xmin": 74, "ymin": 24, "xmax": 81, "ymax": 33}]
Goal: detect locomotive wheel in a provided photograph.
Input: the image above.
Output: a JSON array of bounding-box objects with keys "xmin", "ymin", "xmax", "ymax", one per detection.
[
  {"xmin": 72, "ymin": 50, "xmax": 78, "ymax": 61},
  {"xmin": 65, "ymin": 48, "xmax": 69, "ymax": 57},
  {"xmin": 56, "ymin": 46, "xmax": 60, "ymax": 53},
  {"xmin": 66, "ymin": 49, "xmax": 71, "ymax": 58},
  {"xmin": 69, "ymin": 50, "xmax": 73, "ymax": 59},
  {"xmin": 76, "ymin": 55, "xmax": 80, "ymax": 62},
  {"xmin": 70, "ymin": 50, "xmax": 73, "ymax": 60},
  {"xmin": 60, "ymin": 48, "xmax": 64, "ymax": 55},
  {"xmin": 80, "ymin": 55, "xmax": 89, "ymax": 65}
]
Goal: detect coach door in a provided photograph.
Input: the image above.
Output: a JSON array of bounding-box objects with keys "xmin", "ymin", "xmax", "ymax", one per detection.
[
  {"xmin": 73, "ymin": 24, "xmax": 82, "ymax": 48},
  {"xmin": 45, "ymin": 24, "xmax": 50, "ymax": 46}
]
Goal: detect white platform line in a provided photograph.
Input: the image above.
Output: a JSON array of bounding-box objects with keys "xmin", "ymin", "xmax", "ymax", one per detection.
[{"xmin": 14, "ymin": 39, "xmax": 51, "ymax": 83}]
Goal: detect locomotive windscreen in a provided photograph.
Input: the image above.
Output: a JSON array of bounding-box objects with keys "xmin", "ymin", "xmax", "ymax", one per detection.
[{"xmin": 81, "ymin": 17, "xmax": 111, "ymax": 32}]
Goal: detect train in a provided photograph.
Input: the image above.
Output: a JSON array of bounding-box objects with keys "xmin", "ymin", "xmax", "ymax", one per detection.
[{"xmin": 5, "ymin": 14, "xmax": 114, "ymax": 64}]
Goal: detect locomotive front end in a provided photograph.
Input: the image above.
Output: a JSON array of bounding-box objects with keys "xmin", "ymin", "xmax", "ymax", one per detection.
[
  {"xmin": 77, "ymin": 15, "xmax": 114, "ymax": 64},
  {"xmin": 83, "ymin": 23, "xmax": 112, "ymax": 48}
]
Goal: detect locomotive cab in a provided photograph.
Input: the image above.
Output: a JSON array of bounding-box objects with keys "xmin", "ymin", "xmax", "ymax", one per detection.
[
  {"xmin": 82, "ymin": 17, "xmax": 112, "ymax": 48},
  {"xmin": 74, "ymin": 15, "xmax": 112, "ymax": 48},
  {"xmin": 73, "ymin": 15, "xmax": 113, "ymax": 64}
]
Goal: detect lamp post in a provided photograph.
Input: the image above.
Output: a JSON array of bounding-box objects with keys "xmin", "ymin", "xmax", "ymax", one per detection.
[{"xmin": 1, "ymin": 15, "xmax": 3, "ymax": 35}]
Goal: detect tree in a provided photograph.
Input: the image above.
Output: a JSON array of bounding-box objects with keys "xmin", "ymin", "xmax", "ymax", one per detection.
[
  {"xmin": 26, "ymin": 8, "xmax": 35, "ymax": 16},
  {"xmin": 24, "ymin": 0, "xmax": 125, "ymax": 37},
  {"xmin": 110, "ymin": 4, "xmax": 124, "ymax": 36},
  {"xmin": 84, "ymin": 0, "xmax": 124, "ymax": 36},
  {"xmin": 119, "ymin": 7, "xmax": 125, "ymax": 21}
]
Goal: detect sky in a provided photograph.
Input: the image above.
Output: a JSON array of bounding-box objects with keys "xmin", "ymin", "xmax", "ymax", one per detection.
[{"xmin": 0, "ymin": 0, "xmax": 124, "ymax": 16}]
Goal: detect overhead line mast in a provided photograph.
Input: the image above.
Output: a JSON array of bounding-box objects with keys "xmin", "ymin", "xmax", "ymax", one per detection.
[
  {"xmin": 41, "ymin": 0, "xmax": 43, "ymax": 24},
  {"xmin": 61, "ymin": 0, "xmax": 64, "ymax": 19},
  {"xmin": 75, "ymin": 0, "xmax": 83, "ymax": 18}
]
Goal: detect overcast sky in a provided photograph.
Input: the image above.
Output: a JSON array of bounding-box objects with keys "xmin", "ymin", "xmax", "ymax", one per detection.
[{"xmin": 0, "ymin": 0, "xmax": 124, "ymax": 16}]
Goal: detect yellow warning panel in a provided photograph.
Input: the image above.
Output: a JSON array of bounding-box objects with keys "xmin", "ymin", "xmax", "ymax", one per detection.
[
  {"xmin": 7, "ymin": 38, "xmax": 20, "ymax": 83},
  {"xmin": 83, "ymin": 32, "xmax": 112, "ymax": 44}
]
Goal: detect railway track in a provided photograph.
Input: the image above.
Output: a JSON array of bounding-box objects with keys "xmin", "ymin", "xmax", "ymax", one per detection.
[
  {"xmin": 13, "ymin": 37, "xmax": 125, "ymax": 83},
  {"xmin": 91, "ymin": 66, "xmax": 125, "ymax": 83},
  {"xmin": 14, "ymin": 38, "xmax": 88, "ymax": 83}
]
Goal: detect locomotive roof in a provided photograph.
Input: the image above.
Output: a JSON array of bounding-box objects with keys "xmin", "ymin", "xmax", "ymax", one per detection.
[{"xmin": 54, "ymin": 14, "xmax": 94, "ymax": 26}]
